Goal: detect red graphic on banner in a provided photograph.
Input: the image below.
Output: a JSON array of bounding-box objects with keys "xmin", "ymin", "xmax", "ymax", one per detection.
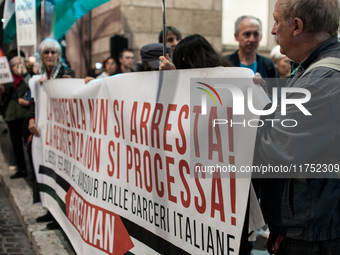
[{"xmin": 65, "ymin": 186, "xmax": 134, "ymax": 255}]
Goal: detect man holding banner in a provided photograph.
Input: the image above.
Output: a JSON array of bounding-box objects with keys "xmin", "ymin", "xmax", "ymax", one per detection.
[{"xmin": 255, "ymin": 0, "xmax": 340, "ymax": 254}]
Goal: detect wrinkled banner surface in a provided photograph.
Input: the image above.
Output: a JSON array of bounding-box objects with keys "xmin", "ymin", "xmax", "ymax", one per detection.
[{"xmin": 31, "ymin": 67, "xmax": 269, "ymax": 255}]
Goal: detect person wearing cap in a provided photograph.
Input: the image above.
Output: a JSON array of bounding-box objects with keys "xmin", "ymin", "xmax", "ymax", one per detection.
[{"xmin": 137, "ymin": 43, "xmax": 172, "ymax": 71}]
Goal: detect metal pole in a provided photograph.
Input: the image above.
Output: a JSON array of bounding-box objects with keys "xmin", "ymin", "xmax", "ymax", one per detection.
[
  {"xmin": 17, "ymin": 47, "xmax": 21, "ymax": 74},
  {"xmin": 162, "ymin": 0, "xmax": 166, "ymax": 56},
  {"xmin": 41, "ymin": 0, "xmax": 44, "ymax": 42},
  {"xmin": 88, "ymin": 11, "xmax": 92, "ymax": 75}
]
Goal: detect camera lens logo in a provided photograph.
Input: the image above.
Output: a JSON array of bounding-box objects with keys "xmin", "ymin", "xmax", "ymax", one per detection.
[{"xmin": 196, "ymin": 82, "xmax": 222, "ymax": 115}]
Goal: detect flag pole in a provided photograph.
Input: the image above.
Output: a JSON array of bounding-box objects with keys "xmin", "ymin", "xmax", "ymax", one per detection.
[
  {"xmin": 17, "ymin": 47, "xmax": 21, "ymax": 74},
  {"xmin": 162, "ymin": 0, "xmax": 166, "ymax": 56}
]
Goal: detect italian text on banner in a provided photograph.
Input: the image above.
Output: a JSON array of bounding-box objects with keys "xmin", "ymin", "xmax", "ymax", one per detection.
[{"xmin": 32, "ymin": 67, "xmax": 268, "ymax": 255}]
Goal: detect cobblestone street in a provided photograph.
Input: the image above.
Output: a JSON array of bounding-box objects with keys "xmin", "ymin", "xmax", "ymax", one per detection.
[{"xmin": 0, "ymin": 182, "xmax": 35, "ymax": 255}]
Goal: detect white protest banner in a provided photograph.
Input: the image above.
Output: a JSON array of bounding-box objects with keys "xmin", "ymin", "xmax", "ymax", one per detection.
[
  {"xmin": 32, "ymin": 67, "xmax": 269, "ymax": 255},
  {"xmin": 15, "ymin": 0, "xmax": 36, "ymax": 47},
  {"xmin": 0, "ymin": 57, "xmax": 13, "ymax": 83}
]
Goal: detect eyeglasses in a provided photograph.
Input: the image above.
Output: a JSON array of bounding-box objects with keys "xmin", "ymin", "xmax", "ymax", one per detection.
[{"xmin": 43, "ymin": 50, "xmax": 56, "ymax": 55}]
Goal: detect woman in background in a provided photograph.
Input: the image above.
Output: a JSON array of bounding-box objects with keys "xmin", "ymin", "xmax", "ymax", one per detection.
[
  {"xmin": 0, "ymin": 54, "xmax": 32, "ymax": 179},
  {"xmin": 96, "ymin": 56, "xmax": 118, "ymax": 78}
]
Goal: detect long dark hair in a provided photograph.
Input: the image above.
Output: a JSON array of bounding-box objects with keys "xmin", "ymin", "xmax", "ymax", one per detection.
[
  {"xmin": 173, "ymin": 34, "xmax": 232, "ymax": 69},
  {"xmin": 136, "ymin": 62, "xmax": 155, "ymax": 72}
]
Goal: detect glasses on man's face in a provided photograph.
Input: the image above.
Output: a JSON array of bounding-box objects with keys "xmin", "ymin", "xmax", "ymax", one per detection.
[{"xmin": 43, "ymin": 50, "xmax": 56, "ymax": 55}]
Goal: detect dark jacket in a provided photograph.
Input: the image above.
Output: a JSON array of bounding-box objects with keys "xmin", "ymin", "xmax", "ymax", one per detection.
[
  {"xmin": 226, "ymin": 51, "xmax": 279, "ymax": 98},
  {"xmin": 255, "ymin": 37, "xmax": 340, "ymax": 241},
  {"xmin": 54, "ymin": 65, "xmax": 75, "ymax": 79},
  {"xmin": 1, "ymin": 74, "xmax": 31, "ymax": 122},
  {"xmin": 29, "ymin": 66, "xmax": 75, "ymax": 119}
]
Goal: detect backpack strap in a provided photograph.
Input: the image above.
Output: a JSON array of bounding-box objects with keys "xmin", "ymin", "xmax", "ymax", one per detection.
[
  {"xmin": 296, "ymin": 57, "xmax": 340, "ymax": 180},
  {"xmin": 299, "ymin": 57, "xmax": 340, "ymax": 79}
]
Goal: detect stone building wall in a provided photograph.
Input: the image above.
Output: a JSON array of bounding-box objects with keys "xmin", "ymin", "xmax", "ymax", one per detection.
[
  {"xmin": 66, "ymin": 0, "xmax": 223, "ymax": 78},
  {"xmin": 120, "ymin": 0, "xmax": 223, "ymax": 59}
]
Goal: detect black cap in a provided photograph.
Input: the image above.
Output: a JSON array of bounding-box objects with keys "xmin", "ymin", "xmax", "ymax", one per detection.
[{"xmin": 140, "ymin": 43, "xmax": 172, "ymax": 69}]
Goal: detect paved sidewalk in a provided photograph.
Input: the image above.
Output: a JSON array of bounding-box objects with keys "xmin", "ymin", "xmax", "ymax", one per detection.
[{"xmin": 0, "ymin": 148, "xmax": 76, "ymax": 255}]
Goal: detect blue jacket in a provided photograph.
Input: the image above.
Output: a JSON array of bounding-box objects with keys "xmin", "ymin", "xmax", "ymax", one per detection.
[{"xmin": 255, "ymin": 37, "xmax": 340, "ymax": 241}]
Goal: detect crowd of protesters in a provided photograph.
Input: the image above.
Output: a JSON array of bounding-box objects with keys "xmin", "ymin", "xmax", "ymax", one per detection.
[{"xmin": 1, "ymin": 0, "xmax": 340, "ymax": 254}]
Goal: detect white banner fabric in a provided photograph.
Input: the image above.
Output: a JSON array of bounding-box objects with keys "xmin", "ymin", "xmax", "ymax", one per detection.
[{"xmin": 32, "ymin": 67, "xmax": 269, "ymax": 255}]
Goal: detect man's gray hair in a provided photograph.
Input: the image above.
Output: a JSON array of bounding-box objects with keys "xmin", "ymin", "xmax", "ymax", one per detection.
[
  {"xmin": 279, "ymin": 0, "xmax": 340, "ymax": 37},
  {"xmin": 234, "ymin": 15, "xmax": 262, "ymax": 34}
]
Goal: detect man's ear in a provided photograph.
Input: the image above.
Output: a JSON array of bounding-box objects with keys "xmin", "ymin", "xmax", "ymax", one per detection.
[
  {"xmin": 293, "ymin": 17, "xmax": 304, "ymax": 36},
  {"xmin": 234, "ymin": 32, "xmax": 239, "ymax": 42}
]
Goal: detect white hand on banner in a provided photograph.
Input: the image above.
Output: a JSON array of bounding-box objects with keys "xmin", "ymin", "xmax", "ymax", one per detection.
[
  {"xmin": 253, "ymin": 76, "xmax": 268, "ymax": 95},
  {"xmin": 39, "ymin": 76, "xmax": 47, "ymax": 85},
  {"xmin": 85, "ymin": 76, "xmax": 95, "ymax": 84}
]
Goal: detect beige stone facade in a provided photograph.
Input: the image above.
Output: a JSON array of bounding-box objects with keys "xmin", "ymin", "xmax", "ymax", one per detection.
[{"xmin": 65, "ymin": 0, "xmax": 223, "ymax": 78}]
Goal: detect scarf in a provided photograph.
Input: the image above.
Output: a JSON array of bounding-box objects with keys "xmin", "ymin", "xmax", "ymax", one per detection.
[
  {"xmin": 12, "ymin": 74, "xmax": 23, "ymax": 90},
  {"xmin": 42, "ymin": 61, "xmax": 62, "ymax": 79}
]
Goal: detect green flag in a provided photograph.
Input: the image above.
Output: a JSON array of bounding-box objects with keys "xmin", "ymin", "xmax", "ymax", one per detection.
[
  {"xmin": 3, "ymin": 0, "xmax": 41, "ymax": 45},
  {"xmin": 53, "ymin": 0, "xmax": 110, "ymax": 39},
  {"xmin": 3, "ymin": 0, "xmax": 16, "ymax": 44}
]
